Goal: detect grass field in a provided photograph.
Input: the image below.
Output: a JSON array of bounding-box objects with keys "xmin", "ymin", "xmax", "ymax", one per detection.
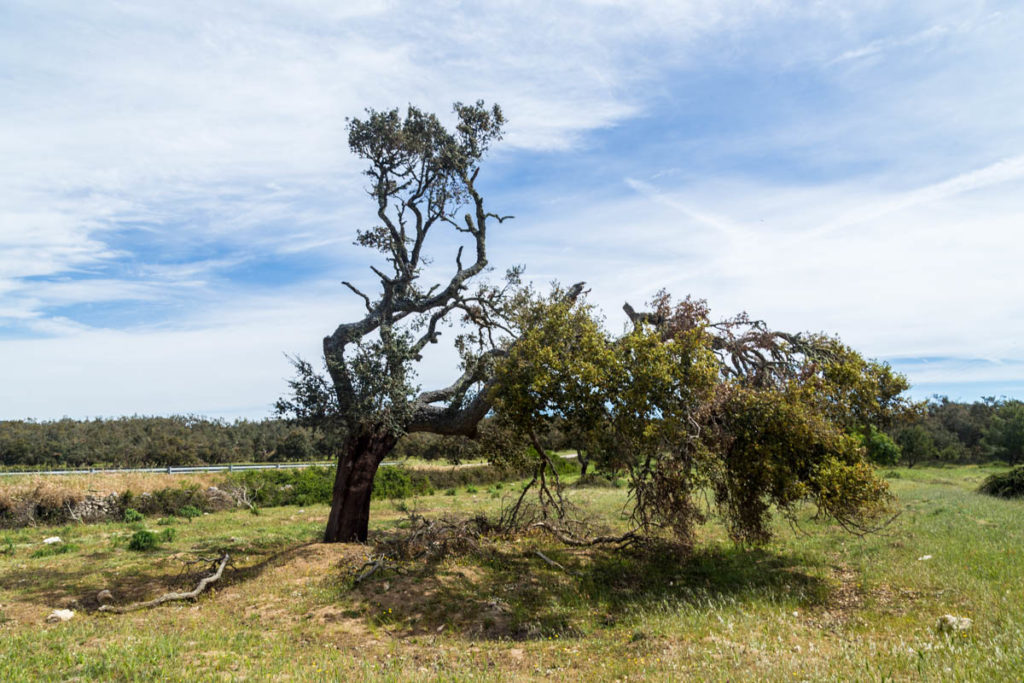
[{"xmin": 1, "ymin": 464, "xmax": 1022, "ymax": 681}]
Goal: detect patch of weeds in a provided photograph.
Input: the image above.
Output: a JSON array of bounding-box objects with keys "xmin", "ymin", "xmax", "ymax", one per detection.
[
  {"xmin": 127, "ymin": 529, "xmax": 159, "ymax": 551},
  {"xmin": 123, "ymin": 508, "xmax": 144, "ymax": 523},
  {"xmin": 444, "ymin": 488, "xmax": 457, "ymax": 496},
  {"xmin": 159, "ymin": 528, "xmax": 176, "ymax": 543},
  {"xmin": 156, "ymin": 517, "xmax": 176, "ymax": 526},
  {"xmin": 466, "ymin": 486, "xmax": 479, "ymax": 494},
  {"xmin": 178, "ymin": 505, "xmax": 202, "ymax": 521},
  {"xmin": 1, "ymin": 536, "xmax": 14, "ymax": 556},
  {"xmin": 31, "ymin": 542, "xmax": 78, "ymax": 558}
]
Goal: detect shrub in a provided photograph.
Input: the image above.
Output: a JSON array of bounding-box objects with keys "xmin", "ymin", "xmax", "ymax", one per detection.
[
  {"xmin": 178, "ymin": 505, "xmax": 202, "ymax": 521},
  {"xmin": 134, "ymin": 484, "xmax": 208, "ymax": 516},
  {"xmin": 858, "ymin": 426, "xmax": 901, "ymax": 466},
  {"xmin": 978, "ymin": 466, "xmax": 1024, "ymax": 499},
  {"xmin": 159, "ymin": 528, "xmax": 176, "ymax": 543},
  {"xmin": 372, "ymin": 466, "xmax": 433, "ymax": 500},
  {"xmin": 123, "ymin": 508, "xmax": 143, "ymax": 523},
  {"xmin": 128, "ymin": 529, "xmax": 159, "ymax": 551},
  {"xmin": 31, "ymin": 542, "xmax": 77, "ymax": 558}
]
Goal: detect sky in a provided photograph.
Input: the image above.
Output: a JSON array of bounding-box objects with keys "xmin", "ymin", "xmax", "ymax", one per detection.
[{"xmin": 2, "ymin": 0, "xmax": 1023, "ymax": 420}]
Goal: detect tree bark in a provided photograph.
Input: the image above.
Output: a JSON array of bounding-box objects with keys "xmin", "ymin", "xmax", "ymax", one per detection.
[
  {"xmin": 577, "ymin": 448, "xmax": 590, "ymax": 478},
  {"xmin": 323, "ymin": 428, "xmax": 398, "ymax": 543}
]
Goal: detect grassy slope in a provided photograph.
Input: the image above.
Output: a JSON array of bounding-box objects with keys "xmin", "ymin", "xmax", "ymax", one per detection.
[{"xmin": 0, "ymin": 465, "xmax": 1022, "ymax": 681}]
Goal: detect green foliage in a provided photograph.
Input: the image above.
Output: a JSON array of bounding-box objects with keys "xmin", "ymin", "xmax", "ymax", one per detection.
[
  {"xmin": 134, "ymin": 484, "xmax": 208, "ymax": 516},
  {"xmin": 984, "ymin": 400, "xmax": 1024, "ymax": 465},
  {"xmin": 895, "ymin": 423, "xmax": 938, "ymax": 467},
  {"xmin": 0, "ymin": 415, "xmax": 304, "ymax": 470},
  {"xmin": 1, "ymin": 536, "xmax": 13, "ymax": 555},
  {"xmin": 178, "ymin": 505, "xmax": 202, "ymax": 521},
  {"xmin": 159, "ymin": 528, "xmax": 176, "ymax": 543},
  {"xmin": 127, "ymin": 529, "xmax": 159, "ymax": 551},
  {"xmin": 31, "ymin": 542, "xmax": 77, "ymax": 558},
  {"xmin": 228, "ymin": 467, "xmax": 335, "ymax": 508},
  {"xmin": 978, "ymin": 465, "xmax": 1024, "ymax": 499},
  {"xmin": 858, "ymin": 425, "xmax": 902, "ymax": 466},
  {"xmin": 372, "ymin": 467, "xmax": 433, "ymax": 500},
  {"xmin": 492, "ymin": 289, "xmax": 906, "ymax": 548},
  {"xmin": 123, "ymin": 508, "xmax": 143, "ymax": 523}
]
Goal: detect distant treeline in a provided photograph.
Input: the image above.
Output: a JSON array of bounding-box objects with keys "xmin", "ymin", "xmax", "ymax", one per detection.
[
  {"xmin": 891, "ymin": 396, "xmax": 1024, "ymax": 466},
  {"xmin": 0, "ymin": 416, "xmax": 311, "ymax": 469},
  {"xmin": 2, "ymin": 396, "xmax": 1021, "ymax": 469},
  {"xmin": 0, "ymin": 415, "xmax": 533, "ymax": 469}
]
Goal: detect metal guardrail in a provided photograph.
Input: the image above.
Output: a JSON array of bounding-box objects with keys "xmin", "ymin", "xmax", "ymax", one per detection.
[{"xmin": 0, "ymin": 461, "xmax": 359, "ymax": 477}]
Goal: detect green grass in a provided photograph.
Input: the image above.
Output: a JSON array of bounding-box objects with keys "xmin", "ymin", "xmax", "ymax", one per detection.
[{"xmin": 0, "ymin": 466, "xmax": 1021, "ymax": 680}]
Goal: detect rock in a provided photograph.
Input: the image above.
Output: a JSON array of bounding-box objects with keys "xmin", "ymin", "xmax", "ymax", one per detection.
[
  {"xmin": 936, "ymin": 614, "xmax": 972, "ymax": 633},
  {"xmin": 96, "ymin": 589, "xmax": 113, "ymax": 605},
  {"xmin": 42, "ymin": 536, "xmax": 62, "ymax": 545},
  {"xmin": 204, "ymin": 487, "xmax": 235, "ymax": 511},
  {"xmin": 918, "ymin": 555, "xmax": 933, "ymax": 561},
  {"xmin": 46, "ymin": 609, "xmax": 74, "ymax": 623}
]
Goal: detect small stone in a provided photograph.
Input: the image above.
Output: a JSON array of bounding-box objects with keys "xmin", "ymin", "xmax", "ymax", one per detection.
[
  {"xmin": 792, "ymin": 645, "xmax": 802, "ymax": 653},
  {"xmin": 46, "ymin": 609, "xmax": 74, "ymax": 623},
  {"xmin": 96, "ymin": 589, "xmax": 113, "ymax": 605},
  {"xmin": 936, "ymin": 614, "xmax": 972, "ymax": 633},
  {"xmin": 918, "ymin": 555, "xmax": 933, "ymax": 561},
  {"xmin": 42, "ymin": 537, "xmax": 62, "ymax": 545}
]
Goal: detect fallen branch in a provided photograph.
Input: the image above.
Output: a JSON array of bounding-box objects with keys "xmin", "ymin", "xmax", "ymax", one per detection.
[
  {"xmin": 533, "ymin": 549, "xmax": 580, "ymax": 576},
  {"xmin": 530, "ymin": 521, "xmax": 638, "ymax": 548},
  {"xmin": 99, "ymin": 553, "xmax": 230, "ymax": 614},
  {"xmin": 354, "ymin": 555, "xmax": 389, "ymax": 585}
]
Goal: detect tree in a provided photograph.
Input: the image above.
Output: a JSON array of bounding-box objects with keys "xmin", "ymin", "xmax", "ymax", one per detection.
[
  {"xmin": 984, "ymin": 400, "xmax": 1024, "ymax": 465},
  {"xmin": 277, "ymin": 101, "xmax": 549, "ymax": 543},
  {"xmin": 491, "ymin": 290, "xmax": 909, "ymax": 548}
]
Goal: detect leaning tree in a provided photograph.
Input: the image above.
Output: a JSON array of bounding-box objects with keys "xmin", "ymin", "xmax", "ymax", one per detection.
[{"xmin": 277, "ymin": 101, "xmax": 548, "ymax": 543}]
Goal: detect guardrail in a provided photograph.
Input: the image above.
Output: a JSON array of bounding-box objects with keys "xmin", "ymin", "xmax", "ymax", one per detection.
[{"xmin": 0, "ymin": 461, "xmax": 364, "ymax": 477}]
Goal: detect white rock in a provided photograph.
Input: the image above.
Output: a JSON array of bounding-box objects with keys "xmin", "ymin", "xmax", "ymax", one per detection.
[
  {"xmin": 42, "ymin": 537, "xmax": 62, "ymax": 545},
  {"xmin": 917, "ymin": 555, "xmax": 932, "ymax": 561},
  {"xmin": 46, "ymin": 609, "xmax": 74, "ymax": 623},
  {"xmin": 936, "ymin": 614, "xmax": 972, "ymax": 633}
]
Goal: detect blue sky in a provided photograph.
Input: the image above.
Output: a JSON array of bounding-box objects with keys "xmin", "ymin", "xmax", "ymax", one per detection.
[{"xmin": 2, "ymin": 0, "xmax": 1023, "ymax": 419}]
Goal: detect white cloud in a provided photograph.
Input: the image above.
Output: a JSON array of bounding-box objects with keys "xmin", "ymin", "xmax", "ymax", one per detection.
[{"xmin": 2, "ymin": 0, "xmax": 1024, "ymax": 417}]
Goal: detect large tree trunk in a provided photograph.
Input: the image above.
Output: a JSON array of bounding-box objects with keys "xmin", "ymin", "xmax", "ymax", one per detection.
[{"xmin": 323, "ymin": 427, "xmax": 398, "ymax": 543}]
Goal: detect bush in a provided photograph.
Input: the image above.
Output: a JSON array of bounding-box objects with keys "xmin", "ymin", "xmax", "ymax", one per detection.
[
  {"xmin": 123, "ymin": 508, "xmax": 143, "ymax": 523},
  {"xmin": 31, "ymin": 542, "xmax": 77, "ymax": 558},
  {"xmin": 127, "ymin": 529, "xmax": 159, "ymax": 551},
  {"xmin": 133, "ymin": 484, "xmax": 208, "ymax": 516},
  {"xmin": 858, "ymin": 426, "xmax": 901, "ymax": 466},
  {"xmin": 978, "ymin": 466, "xmax": 1024, "ymax": 499},
  {"xmin": 373, "ymin": 467, "xmax": 433, "ymax": 500}
]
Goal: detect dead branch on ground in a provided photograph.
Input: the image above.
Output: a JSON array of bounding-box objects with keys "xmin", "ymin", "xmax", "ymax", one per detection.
[{"xmin": 99, "ymin": 553, "xmax": 230, "ymax": 614}]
